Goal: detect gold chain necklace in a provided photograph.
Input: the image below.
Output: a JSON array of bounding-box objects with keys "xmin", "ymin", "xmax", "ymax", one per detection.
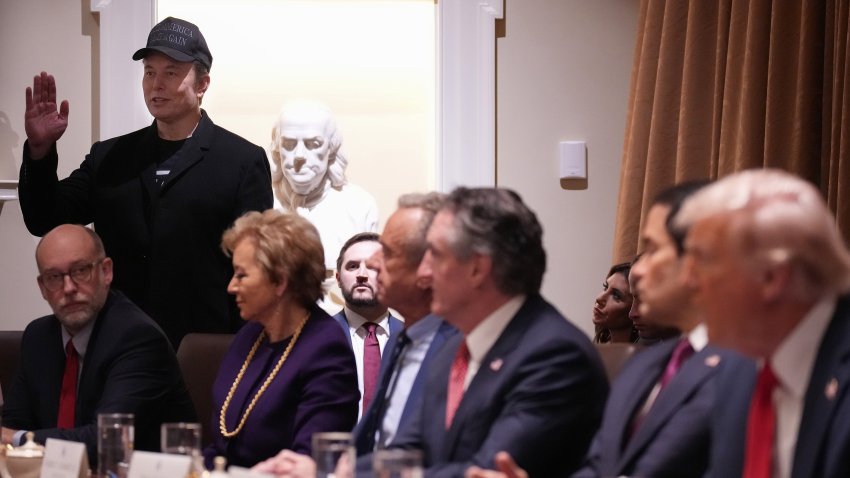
[{"xmin": 219, "ymin": 311, "xmax": 310, "ymax": 438}]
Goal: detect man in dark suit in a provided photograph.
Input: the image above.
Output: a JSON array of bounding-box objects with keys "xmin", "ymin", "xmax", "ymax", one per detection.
[
  {"xmin": 354, "ymin": 193, "xmax": 456, "ymax": 454},
  {"xmin": 391, "ymin": 187, "xmax": 608, "ymax": 478},
  {"xmin": 332, "ymin": 232, "xmax": 403, "ymax": 418},
  {"xmin": 676, "ymin": 169, "xmax": 850, "ymax": 478},
  {"xmin": 573, "ymin": 180, "xmax": 749, "ymax": 477},
  {"xmin": 1, "ymin": 224, "xmax": 196, "ymax": 466},
  {"xmin": 18, "ymin": 16, "xmax": 272, "ymax": 348}
]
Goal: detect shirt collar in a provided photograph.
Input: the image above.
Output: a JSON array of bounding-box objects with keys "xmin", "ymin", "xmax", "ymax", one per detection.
[
  {"xmin": 405, "ymin": 314, "xmax": 442, "ymax": 343},
  {"xmin": 687, "ymin": 323, "xmax": 708, "ymax": 352},
  {"xmin": 344, "ymin": 307, "xmax": 390, "ymax": 333},
  {"xmin": 465, "ymin": 295, "xmax": 526, "ymax": 363},
  {"xmin": 61, "ymin": 319, "xmax": 95, "ymax": 358},
  {"xmin": 771, "ymin": 295, "xmax": 837, "ymax": 399}
]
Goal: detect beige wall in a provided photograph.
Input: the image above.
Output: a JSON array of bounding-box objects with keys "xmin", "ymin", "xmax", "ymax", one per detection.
[
  {"xmin": 0, "ymin": 0, "xmax": 96, "ymax": 328},
  {"xmin": 497, "ymin": 0, "xmax": 638, "ymax": 337},
  {"xmin": 0, "ymin": 0, "xmax": 639, "ymax": 336}
]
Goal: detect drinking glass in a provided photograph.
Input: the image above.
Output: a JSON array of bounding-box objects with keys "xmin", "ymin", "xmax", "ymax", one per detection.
[
  {"xmin": 161, "ymin": 422, "xmax": 203, "ymax": 477},
  {"xmin": 160, "ymin": 422, "xmax": 201, "ymax": 456},
  {"xmin": 312, "ymin": 432, "xmax": 355, "ymax": 478},
  {"xmin": 373, "ymin": 449, "xmax": 423, "ymax": 478},
  {"xmin": 97, "ymin": 413, "xmax": 134, "ymax": 478}
]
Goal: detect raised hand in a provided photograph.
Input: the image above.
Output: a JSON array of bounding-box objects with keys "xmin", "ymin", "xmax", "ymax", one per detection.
[{"xmin": 24, "ymin": 71, "xmax": 70, "ymax": 160}]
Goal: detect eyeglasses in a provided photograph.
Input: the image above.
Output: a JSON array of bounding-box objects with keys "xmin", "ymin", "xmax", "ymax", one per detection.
[{"xmin": 39, "ymin": 259, "xmax": 104, "ymax": 292}]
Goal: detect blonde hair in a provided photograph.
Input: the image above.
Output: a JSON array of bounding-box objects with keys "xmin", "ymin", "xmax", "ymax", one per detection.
[
  {"xmin": 676, "ymin": 169, "xmax": 850, "ymax": 301},
  {"xmin": 222, "ymin": 209, "xmax": 325, "ymax": 307}
]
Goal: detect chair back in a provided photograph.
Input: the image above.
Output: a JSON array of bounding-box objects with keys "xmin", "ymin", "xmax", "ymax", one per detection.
[
  {"xmin": 0, "ymin": 331, "xmax": 23, "ymax": 406},
  {"xmin": 594, "ymin": 342, "xmax": 637, "ymax": 382},
  {"xmin": 176, "ymin": 333, "xmax": 235, "ymax": 447}
]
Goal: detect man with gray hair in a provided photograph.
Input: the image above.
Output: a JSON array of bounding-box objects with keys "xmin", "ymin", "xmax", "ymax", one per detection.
[
  {"xmin": 395, "ymin": 187, "xmax": 608, "ymax": 477},
  {"xmin": 253, "ymin": 192, "xmax": 457, "ymax": 476},
  {"xmin": 676, "ymin": 169, "xmax": 850, "ymax": 478}
]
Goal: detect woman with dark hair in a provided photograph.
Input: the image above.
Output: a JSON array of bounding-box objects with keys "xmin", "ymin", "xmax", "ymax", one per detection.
[
  {"xmin": 592, "ymin": 262, "xmax": 638, "ymax": 343},
  {"xmin": 204, "ymin": 209, "xmax": 358, "ymax": 468}
]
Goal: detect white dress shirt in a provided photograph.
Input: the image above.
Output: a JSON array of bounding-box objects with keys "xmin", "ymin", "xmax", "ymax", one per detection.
[
  {"xmin": 769, "ymin": 296, "xmax": 835, "ymax": 478},
  {"xmin": 464, "ymin": 295, "xmax": 526, "ymax": 390}
]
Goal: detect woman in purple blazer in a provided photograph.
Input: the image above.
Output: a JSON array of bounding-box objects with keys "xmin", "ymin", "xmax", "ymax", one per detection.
[{"xmin": 203, "ymin": 209, "xmax": 359, "ymax": 469}]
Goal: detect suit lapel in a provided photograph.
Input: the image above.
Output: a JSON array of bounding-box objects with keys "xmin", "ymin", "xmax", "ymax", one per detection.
[
  {"xmin": 441, "ymin": 298, "xmax": 540, "ymax": 459},
  {"xmin": 606, "ymin": 340, "xmax": 677, "ymax": 458},
  {"xmin": 399, "ymin": 321, "xmax": 457, "ymax": 429},
  {"xmin": 159, "ymin": 112, "xmax": 212, "ymax": 191},
  {"xmin": 621, "ymin": 346, "xmax": 724, "ymax": 467},
  {"xmin": 792, "ymin": 297, "xmax": 850, "ymax": 478},
  {"xmin": 43, "ymin": 320, "xmax": 67, "ymax": 427},
  {"xmin": 387, "ymin": 315, "xmax": 402, "ymax": 336}
]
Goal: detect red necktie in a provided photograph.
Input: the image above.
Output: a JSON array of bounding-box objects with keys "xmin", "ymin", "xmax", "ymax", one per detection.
[
  {"xmin": 362, "ymin": 322, "xmax": 381, "ymax": 414},
  {"xmin": 445, "ymin": 341, "xmax": 470, "ymax": 429},
  {"xmin": 57, "ymin": 340, "xmax": 78, "ymax": 429},
  {"xmin": 743, "ymin": 362, "xmax": 778, "ymax": 478}
]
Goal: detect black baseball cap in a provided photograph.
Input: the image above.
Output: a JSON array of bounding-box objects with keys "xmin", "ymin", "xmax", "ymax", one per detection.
[{"xmin": 132, "ymin": 16, "xmax": 212, "ymax": 70}]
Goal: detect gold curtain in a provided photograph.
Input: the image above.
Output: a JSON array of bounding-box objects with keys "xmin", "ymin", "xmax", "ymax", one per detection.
[{"xmin": 613, "ymin": 0, "xmax": 850, "ymax": 262}]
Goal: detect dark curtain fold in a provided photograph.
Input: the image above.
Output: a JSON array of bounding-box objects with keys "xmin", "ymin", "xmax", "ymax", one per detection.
[{"xmin": 613, "ymin": 0, "xmax": 850, "ymax": 262}]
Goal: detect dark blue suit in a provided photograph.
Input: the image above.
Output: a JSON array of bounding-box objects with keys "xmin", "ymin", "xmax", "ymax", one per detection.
[
  {"xmin": 708, "ymin": 295, "xmax": 850, "ymax": 478},
  {"xmin": 575, "ymin": 337, "xmax": 749, "ymax": 478},
  {"xmin": 354, "ymin": 316, "xmax": 457, "ymax": 454},
  {"xmin": 390, "ymin": 295, "xmax": 608, "ymax": 478}
]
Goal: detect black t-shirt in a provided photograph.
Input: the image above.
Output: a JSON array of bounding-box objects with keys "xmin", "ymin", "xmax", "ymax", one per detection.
[{"xmin": 155, "ymin": 137, "xmax": 187, "ymax": 186}]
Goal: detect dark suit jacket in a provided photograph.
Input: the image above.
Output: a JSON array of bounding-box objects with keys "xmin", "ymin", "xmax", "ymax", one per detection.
[
  {"xmin": 354, "ymin": 317, "xmax": 457, "ymax": 455},
  {"xmin": 708, "ymin": 295, "xmax": 850, "ymax": 478},
  {"xmin": 19, "ymin": 110, "xmax": 273, "ymax": 347},
  {"xmin": 2, "ymin": 291, "xmax": 196, "ymax": 466},
  {"xmin": 204, "ymin": 306, "xmax": 359, "ymax": 468},
  {"xmin": 575, "ymin": 338, "xmax": 749, "ymax": 478},
  {"xmin": 390, "ymin": 295, "xmax": 609, "ymax": 478}
]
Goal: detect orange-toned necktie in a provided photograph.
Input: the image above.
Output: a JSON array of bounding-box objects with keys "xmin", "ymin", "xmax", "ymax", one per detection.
[
  {"xmin": 743, "ymin": 362, "xmax": 778, "ymax": 478},
  {"xmin": 57, "ymin": 340, "xmax": 78, "ymax": 429},
  {"xmin": 445, "ymin": 341, "xmax": 470, "ymax": 429}
]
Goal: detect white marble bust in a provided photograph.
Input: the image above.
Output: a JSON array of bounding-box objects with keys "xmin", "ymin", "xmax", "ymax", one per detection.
[{"xmin": 270, "ymin": 100, "xmax": 379, "ymax": 274}]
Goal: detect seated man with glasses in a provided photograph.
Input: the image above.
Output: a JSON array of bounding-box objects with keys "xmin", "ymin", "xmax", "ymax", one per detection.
[{"xmin": 0, "ymin": 224, "xmax": 196, "ymax": 466}]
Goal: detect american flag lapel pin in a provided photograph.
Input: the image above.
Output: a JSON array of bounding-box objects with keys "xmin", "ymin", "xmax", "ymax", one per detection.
[
  {"xmin": 825, "ymin": 378, "xmax": 838, "ymax": 400},
  {"xmin": 704, "ymin": 355, "xmax": 721, "ymax": 367},
  {"xmin": 490, "ymin": 358, "xmax": 503, "ymax": 372}
]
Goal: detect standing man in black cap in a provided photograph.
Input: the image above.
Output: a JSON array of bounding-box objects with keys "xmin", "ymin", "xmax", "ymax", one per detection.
[{"xmin": 19, "ymin": 17, "xmax": 273, "ymax": 348}]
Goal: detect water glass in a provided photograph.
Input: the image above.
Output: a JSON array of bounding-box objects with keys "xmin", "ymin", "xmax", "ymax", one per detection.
[
  {"xmin": 312, "ymin": 432, "xmax": 354, "ymax": 478},
  {"xmin": 160, "ymin": 422, "xmax": 201, "ymax": 456},
  {"xmin": 373, "ymin": 449, "xmax": 423, "ymax": 478},
  {"xmin": 98, "ymin": 413, "xmax": 134, "ymax": 478},
  {"xmin": 161, "ymin": 422, "xmax": 202, "ymax": 477}
]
